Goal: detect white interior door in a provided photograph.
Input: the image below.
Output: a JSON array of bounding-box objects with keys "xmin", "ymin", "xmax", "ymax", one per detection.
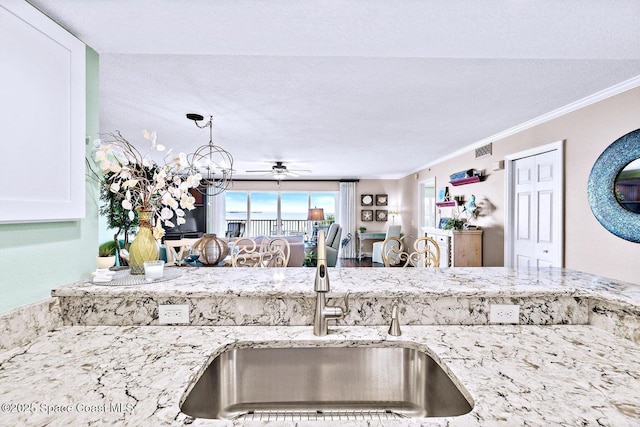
[{"xmin": 506, "ymin": 141, "xmax": 563, "ymax": 268}]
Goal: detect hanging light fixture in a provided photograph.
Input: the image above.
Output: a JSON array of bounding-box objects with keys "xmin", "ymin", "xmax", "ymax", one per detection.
[{"xmin": 186, "ymin": 113, "xmax": 234, "ymax": 196}]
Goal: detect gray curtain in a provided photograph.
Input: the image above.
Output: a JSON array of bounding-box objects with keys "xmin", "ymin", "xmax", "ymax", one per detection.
[{"xmin": 338, "ymin": 181, "xmax": 357, "ymax": 258}]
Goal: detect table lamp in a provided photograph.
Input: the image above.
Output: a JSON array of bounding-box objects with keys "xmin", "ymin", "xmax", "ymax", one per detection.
[{"xmin": 307, "ymin": 208, "xmax": 325, "ymax": 225}]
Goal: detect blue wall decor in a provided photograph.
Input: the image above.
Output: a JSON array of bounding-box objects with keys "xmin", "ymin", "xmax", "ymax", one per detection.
[{"xmin": 587, "ymin": 128, "xmax": 640, "ymax": 243}]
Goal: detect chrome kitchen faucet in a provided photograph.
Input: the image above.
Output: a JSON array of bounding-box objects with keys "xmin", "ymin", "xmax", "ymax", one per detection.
[{"xmin": 313, "ymin": 230, "xmax": 348, "ymax": 336}]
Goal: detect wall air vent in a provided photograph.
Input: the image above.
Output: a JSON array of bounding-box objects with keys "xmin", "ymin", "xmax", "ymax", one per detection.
[{"xmin": 475, "ymin": 143, "xmax": 492, "ymax": 159}]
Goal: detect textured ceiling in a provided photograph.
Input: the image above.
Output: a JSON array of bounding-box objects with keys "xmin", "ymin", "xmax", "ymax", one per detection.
[{"xmin": 28, "ymin": 0, "xmax": 640, "ymax": 179}]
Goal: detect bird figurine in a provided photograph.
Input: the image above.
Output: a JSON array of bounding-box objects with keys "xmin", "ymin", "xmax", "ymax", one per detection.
[
  {"xmin": 341, "ymin": 232, "xmax": 353, "ymax": 249},
  {"xmin": 463, "ymin": 195, "xmax": 478, "ymax": 219}
]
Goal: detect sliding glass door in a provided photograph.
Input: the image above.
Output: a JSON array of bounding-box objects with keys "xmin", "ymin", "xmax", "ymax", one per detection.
[
  {"xmin": 224, "ymin": 191, "xmax": 338, "ymax": 237},
  {"xmin": 249, "ymin": 192, "xmax": 278, "ymax": 236},
  {"xmin": 280, "ymin": 193, "xmax": 308, "ymax": 235}
]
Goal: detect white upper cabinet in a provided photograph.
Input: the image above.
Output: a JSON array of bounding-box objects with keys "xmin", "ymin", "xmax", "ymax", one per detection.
[{"xmin": 0, "ymin": 0, "xmax": 86, "ymax": 223}]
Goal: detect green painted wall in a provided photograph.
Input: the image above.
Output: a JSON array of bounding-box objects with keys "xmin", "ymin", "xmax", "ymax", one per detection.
[{"xmin": 0, "ymin": 47, "xmax": 99, "ymax": 314}]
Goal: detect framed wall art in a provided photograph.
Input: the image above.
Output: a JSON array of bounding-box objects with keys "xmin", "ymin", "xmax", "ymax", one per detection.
[
  {"xmin": 376, "ymin": 210, "xmax": 388, "ymax": 221},
  {"xmin": 360, "ymin": 194, "xmax": 373, "ymax": 206},
  {"xmin": 375, "ymin": 194, "xmax": 388, "ymax": 206},
  {"xmin": 361, "ymin": 209, "xmax": 373, "ymax": 221},
  {"xmin": 437, "ymin": 187, "xmax": 450, "ymax": 203}
]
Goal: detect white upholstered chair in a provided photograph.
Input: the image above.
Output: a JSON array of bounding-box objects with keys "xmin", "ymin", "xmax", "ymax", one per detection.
[{"xmin": 371, "ymin": 225, "xmax": 401, "ymax": 264}]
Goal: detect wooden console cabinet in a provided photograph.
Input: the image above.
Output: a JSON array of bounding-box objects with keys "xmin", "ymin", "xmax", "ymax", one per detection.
[{"xmin": 422, "ymin": 227, "xmax": 483, "ymax": 267}]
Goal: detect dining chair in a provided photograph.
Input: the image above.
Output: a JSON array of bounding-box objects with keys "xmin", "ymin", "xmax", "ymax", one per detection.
[
  {"xmin": 231, "ymin": 236, "xmax": 290, "ymax": 267},
  {"xmin": 263, "ymin": 237, "xmax": 291, "ymax": 267},
  {"xmin": 381, "ymin": 235, "xmax": 440, "ymax": 268},
  {"xmin": 409, "ymin": 236, "xmax": 441, "ymax": 268},
  {"xmin": 372, "ymin": 225, "xmax": 401, "ymax": 264},
  {"xmin": 164, "ymin": 238, "xmax": 201, "ymax": 264}
]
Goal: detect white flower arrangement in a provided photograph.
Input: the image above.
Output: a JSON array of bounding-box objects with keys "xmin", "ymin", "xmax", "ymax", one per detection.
[{"xmin": 93, "ymin": 130, "xmax": 202, "ymax": 239}]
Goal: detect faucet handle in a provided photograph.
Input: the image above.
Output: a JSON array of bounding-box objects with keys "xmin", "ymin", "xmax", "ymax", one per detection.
[
  {"xmin": 327, "ymin": 292, "xmax": 350, "ymax": 318},
  {"xmin": 342, "ymin": 292, "xmax": 350, "ymax": 315},
  {"xmin": 388, "ymin": 302, "xmax": 402, "ymax": 336},
  {"xmin": 331, "ymin": 292, "xmax": 351, "ymax": 317}
]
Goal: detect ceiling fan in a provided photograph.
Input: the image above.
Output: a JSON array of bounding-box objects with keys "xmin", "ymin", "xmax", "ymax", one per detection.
[{"xmin": 245, "ymin": 161, "xmax": 311, "ymax": 179}]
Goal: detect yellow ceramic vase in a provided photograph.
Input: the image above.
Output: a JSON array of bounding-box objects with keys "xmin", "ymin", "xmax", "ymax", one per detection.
[{"xmin": 129, "ymin": 209, "xmax": 159, "ymax": 275}]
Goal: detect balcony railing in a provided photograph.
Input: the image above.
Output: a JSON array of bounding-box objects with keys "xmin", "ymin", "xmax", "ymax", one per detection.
[{"xmin": 225, "ymin": 219, "xmax": 311, "ymax": 237}]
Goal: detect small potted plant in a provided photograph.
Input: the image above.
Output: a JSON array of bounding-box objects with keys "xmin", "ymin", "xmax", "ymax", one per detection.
[
  {"xmin": 358, "ymin": 226, "xmax": 367, "ymax": 233},
  {"xmin": 97, "ymin": 243, "xmax": 117, "ymax": 269},
  {"xmin": 443, "ymin": 217, "xmax": 465, "ymax": 231},
  {"xmin": 303, "ymin": 251, "xmax": 317, "ymax": 267}
]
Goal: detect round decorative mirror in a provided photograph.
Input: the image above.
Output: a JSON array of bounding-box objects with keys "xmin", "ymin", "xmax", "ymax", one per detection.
[
  {"xmin": 615, "ymin": 159, "xmax": 640, "ymax": 214},
  {"xmin": 588, "ymin": 128, "xmax": 640, "ymax": 242}
]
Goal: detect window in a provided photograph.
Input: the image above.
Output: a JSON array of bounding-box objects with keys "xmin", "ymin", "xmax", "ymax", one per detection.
[
  {"xmin": 224, "ymin": 191, "xmax": 338, "ymax": 237},
  {"xmin": 419, "ymin": 178, "xmax": 436, "ymax": 230},
  {"xmin": 226, "ymin": 191, "xmax": 248, "ymax": 222},
  {"xmin": 249, "ymin": 192, "xmax": 278, "ymax": 236},
  {"xmin": 310, "ymin": 192, "xmax": 337, "ymax": 223},
  {"xmin": 281, "ymin": 193, "xmax": 308, "ymax": 235}
]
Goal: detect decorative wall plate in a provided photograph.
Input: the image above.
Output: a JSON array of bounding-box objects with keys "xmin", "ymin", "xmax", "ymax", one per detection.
[
  {"xmin": 376, "ymin": 210, "xmax": 388, "ymax": 221},
  {"xmin": 375, "ymin": 194, "xmax": 388, "ymax": 206},
  {"xmin": 360, "ymin": 194, "xmax": 373, "ymax": 206}
]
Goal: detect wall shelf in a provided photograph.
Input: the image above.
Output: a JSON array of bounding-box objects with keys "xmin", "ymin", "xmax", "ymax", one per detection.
[
  {"xmin": 436, "ymin": 201, "xmax": 457, "ymax": 207},
  {"xmin": 450, "ymin": 176, "xmax": 482, "ymax": 186}
]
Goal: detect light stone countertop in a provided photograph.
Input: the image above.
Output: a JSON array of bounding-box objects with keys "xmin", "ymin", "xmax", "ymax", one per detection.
[
  {"xmin": 2, "ymin": 266, "xmax": 638, "ymax": 425},
  {"xmin": 52, "ymin": 267, "xmax": 640, "ymax": 307},
  {"xmin": 50, "ymin": 268, "xmax": 640, "ymax": 343},
  {"xmin": 1, "ymin": 324, "xmax": 640, "ymax": 426}
]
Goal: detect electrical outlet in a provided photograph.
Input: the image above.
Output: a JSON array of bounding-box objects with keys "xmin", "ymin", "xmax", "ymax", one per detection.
[
  {"xmin": 158, "ymin": 304, "xmax": 189, "ymax": 325},
  {"xmin": 489, "ymin": 304, "xmax": 520, "ymax": 324}
]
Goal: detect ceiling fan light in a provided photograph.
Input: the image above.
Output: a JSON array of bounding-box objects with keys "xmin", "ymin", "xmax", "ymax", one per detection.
[
  {"xmin": 245, "ymin": 161, "xmax": 311, "ymax": 179},
  {"xmin": 186, "ymin": 113, "xmax": 205, "ymax": 122}
]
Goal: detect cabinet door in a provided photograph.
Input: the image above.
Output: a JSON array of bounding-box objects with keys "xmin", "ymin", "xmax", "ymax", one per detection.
[
  {"xmin": 426, "ymin": 232, "xmax": 451, "ymax": 267},
  {"xmin": 0, "ymin": 1, "xmax": 86, "ymax": 222},
  {"xmin": 452, "ymin": 232, "xmax": 482, "ymax": 267}
]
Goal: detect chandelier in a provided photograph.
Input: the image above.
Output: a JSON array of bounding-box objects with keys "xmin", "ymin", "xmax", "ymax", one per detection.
[{"xmin": 186, "ymin": 113, "xmax": 234, "ymax": 196}]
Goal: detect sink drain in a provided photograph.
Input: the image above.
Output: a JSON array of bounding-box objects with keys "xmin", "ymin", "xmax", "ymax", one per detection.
[{"xmin": 235, "ymin": 409, "xmax": 408, "ymax": 421}]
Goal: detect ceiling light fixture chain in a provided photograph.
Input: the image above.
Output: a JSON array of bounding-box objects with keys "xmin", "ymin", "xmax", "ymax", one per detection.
[{"xmin": 186, "ymin": 113, "xmax": 234, "ymax": 197}]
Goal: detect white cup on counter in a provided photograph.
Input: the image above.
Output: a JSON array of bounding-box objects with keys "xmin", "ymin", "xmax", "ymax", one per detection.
[{"xmin": 144, "ymin": 260, "xmax": 165, "ymax": 281}]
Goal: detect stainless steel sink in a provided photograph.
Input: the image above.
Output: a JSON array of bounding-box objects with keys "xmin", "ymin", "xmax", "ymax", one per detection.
[{"xmin": 180, "ymin": 346, "xmax": 472, "ymax": 421}]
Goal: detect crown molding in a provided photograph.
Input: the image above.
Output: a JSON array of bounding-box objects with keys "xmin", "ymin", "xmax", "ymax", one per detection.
[{"xmin": 410, "ymin": 74, "xmax": 640, "ymax": 174}]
